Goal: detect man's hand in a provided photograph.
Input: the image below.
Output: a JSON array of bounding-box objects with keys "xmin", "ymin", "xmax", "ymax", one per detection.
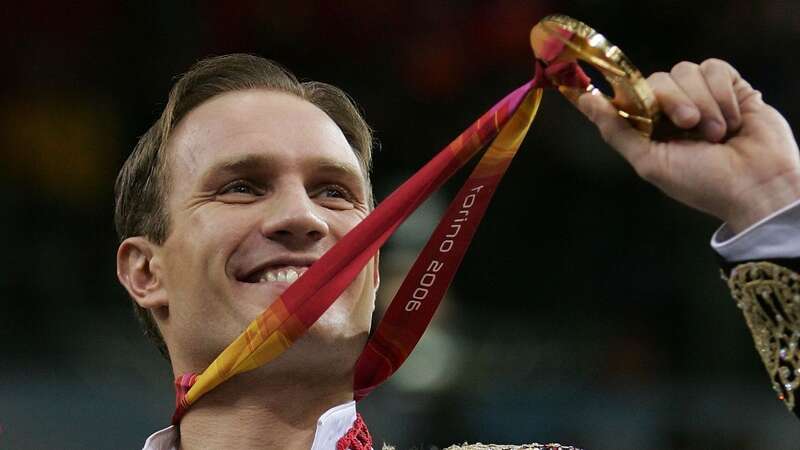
[{"xmin": 578, "ymin": 58, "xmax": 800, "ymax": 233}]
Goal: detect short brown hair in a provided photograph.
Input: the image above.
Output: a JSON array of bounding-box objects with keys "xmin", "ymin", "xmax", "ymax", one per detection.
[{"xmin": 114, "ymin": 54, "xmax": 374, "ymax": 360}]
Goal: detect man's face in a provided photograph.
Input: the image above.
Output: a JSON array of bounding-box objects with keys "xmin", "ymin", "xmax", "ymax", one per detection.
[{"xmin": 153, "ymin": 90, "xmax": 377, "ymax": 376}]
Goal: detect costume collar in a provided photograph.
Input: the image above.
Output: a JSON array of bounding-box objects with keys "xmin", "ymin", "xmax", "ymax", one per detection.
[{"xmin": 141, "ymin": 400, "xmax": 358, "ymax": 450}]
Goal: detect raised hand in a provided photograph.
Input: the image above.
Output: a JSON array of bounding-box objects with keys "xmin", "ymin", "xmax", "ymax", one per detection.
[{"xmin": 578, "ymin": 58, "xmax": 800, "ymax": 233}]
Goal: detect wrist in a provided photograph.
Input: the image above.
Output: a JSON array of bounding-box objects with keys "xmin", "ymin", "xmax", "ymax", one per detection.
[{"xmin": 726, "ymin": 170, "xmax": 800, "ymax": 233}]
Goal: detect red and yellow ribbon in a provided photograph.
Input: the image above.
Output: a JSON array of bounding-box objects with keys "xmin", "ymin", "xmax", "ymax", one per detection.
[{"xmin": 172, "ymin": 31, "xmax": 590, "ymax": 424}]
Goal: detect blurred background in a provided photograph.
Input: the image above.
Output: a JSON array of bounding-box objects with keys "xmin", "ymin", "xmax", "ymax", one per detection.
[{"xmin": 2, "ymin": 0, "xmax": 799, "ymax": 449}]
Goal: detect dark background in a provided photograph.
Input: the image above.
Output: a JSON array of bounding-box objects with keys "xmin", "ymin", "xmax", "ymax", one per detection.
[{"xmin": 2, "ymin": 1, "xmax": 799, "ymax": 449}]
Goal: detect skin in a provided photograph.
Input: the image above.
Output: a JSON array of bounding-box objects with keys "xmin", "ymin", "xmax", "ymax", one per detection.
[
  {"xmin": 117, "ymin": 90, "xmax": 378, "ymax": 450},
  {"xmin": 115, "ymin": 58, "xmax": 800, "ymax": 449},
  {"xmin": 578, "ymin": 58, "xmax": 800, "ymax": 233}
]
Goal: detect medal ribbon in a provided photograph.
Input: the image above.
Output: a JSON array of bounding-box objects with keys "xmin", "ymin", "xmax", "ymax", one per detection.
[{"xmin": 172, "ymin": 30, "xmax": 589, "ymax": 424}]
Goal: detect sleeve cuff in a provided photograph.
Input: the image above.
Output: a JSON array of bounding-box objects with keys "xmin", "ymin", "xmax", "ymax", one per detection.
[{"xmin": 711, "ymin": 198, "xmax": 800, "ymax": 262}]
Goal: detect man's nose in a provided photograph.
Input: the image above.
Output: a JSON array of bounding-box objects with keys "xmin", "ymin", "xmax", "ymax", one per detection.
[{"xmin": 259, "ymin": 186, "xmax": 329, "ymax": 247}]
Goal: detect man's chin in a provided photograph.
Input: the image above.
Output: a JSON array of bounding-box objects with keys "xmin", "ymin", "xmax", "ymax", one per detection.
[
  {"xmin": 264, "ymin": 332, "xmax": 364, "ymax": 379},
  {"xmin": 234, "ymin": 279, "xmax": 293, "ymax": 311},
  {"xmin": 225, "ymin": 282, "xmax": 372, "ymax": 369}
]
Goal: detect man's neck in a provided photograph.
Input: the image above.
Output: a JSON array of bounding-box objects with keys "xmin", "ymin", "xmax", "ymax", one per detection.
[{"xmin": 177, "ymin": 370, "xmax": 354, "ymax": 450}]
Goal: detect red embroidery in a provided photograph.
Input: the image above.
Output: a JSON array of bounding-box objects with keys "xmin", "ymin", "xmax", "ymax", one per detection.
[{"xmin": 336, "ymin": 413, "xmax": 372, "ymax": 450}]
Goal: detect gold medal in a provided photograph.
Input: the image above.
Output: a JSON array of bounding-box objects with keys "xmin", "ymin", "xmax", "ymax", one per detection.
[{"xmin": 531, "ymin": 15, "xmax": 668, "ymax": 138}]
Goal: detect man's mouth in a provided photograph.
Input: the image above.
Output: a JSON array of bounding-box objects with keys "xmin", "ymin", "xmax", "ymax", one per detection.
[
  {"xmin": 236, "ymin": 255, "xmax": 318, "ymax": 285},
  {"xmin": 241, "ymin": 265, "xmax": 311, "ymax": 284},
  {"xmin": 257, "ymin": 266, "xmax": 309, "ymax": 283}
]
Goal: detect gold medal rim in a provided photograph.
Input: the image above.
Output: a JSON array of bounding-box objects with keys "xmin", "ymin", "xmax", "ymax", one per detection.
[{"xmin": 532, "ymin": 14, "xmax": 659, "ymax": 135}]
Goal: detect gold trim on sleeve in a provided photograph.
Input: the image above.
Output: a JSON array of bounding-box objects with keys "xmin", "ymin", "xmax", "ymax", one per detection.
[{"xmin": 727, "ymin": 261, "xmax": 800, "ymax": 412}]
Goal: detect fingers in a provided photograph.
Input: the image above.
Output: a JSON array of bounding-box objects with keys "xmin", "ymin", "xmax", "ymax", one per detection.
[
  {"xmin": 577, "ymin": 91, "xmax": 650, "ymax": 165},
  {"xmin": 671, "ymin": 61, "xmax": 727, "ymax": 141},
  {"xmin": 730, "ymin": 73, "xmax": 765, "ymax": 114},
  {"xmin": 646, "ymin": 72, "xmax": 701, "ymax": 129},
  {"xmin": 576, "ymin": 58, "xmax": 757, "ymax": 183},
  {"xmin": 648, "ymin": 59, "xmax": 744, "ymax": 143},
  {"xmin": 700, "ymin": 58, "xmax": 743, "ymax": 131}
]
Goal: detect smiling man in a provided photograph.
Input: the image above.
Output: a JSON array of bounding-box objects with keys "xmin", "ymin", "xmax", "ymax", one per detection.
[
  {"xmin": 116, "ymin": 56, "xmax": 379, "ymax": 449},
  {"xmin": 116, "ymin": 54, "xmax": 800, "ymax": 449}
]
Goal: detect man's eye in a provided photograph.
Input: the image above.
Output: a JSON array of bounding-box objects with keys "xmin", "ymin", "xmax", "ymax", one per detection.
[
  {"xmin": 220, "ymin": 181, "xmax": 259, "ymax": 196},
  {"xmin": 314, "ymin": 184, "xmax": 356, "ymax": 204},
  {"xmin": 322, "ymin": 186, "xmax": 347, "ymax": 198}
]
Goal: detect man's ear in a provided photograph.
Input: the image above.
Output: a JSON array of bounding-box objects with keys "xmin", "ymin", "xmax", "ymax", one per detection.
[
  {"xmin": 117, "ymin": 236, "xmax": 168, "ymax": 309},
  {"xmin": 372, "ymin": 250, "xmax": 380, "ymax": 293}
]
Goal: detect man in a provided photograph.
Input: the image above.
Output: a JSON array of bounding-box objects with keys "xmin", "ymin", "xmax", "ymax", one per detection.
[{"xmin": 115, "ymin": 54, "xmax": 799, "ymax": 449}]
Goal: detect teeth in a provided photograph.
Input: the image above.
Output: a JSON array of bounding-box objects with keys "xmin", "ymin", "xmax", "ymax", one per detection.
[{"xmin": 258, "ymin": 267, "xmax": 305, "ymax": 284}]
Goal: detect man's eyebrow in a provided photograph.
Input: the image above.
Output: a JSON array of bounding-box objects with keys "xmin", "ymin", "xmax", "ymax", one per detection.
[
  {"xmin": 310, "ymin": 159, "xmax": 365, "ymax": 185},
  {"xmin": 203, "ymin": 154, "xmax": 275, "ymax": 179},
  {"xmin": 199, "ymin": 154, "xmax": 365, "ymax": 187}
]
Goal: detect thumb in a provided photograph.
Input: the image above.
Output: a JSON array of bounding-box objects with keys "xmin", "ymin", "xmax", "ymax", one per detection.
[{"xmin": 577, "ymin": 91, "xmax": 651, "ymax": 165}]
